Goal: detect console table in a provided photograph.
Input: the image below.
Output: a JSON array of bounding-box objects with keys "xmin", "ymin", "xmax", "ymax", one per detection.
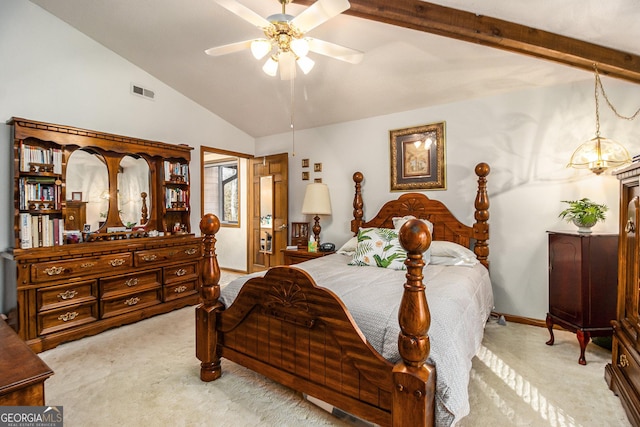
[{"xmin": 0, "ymin": 318, "xmax": 53, "ymax": 405}]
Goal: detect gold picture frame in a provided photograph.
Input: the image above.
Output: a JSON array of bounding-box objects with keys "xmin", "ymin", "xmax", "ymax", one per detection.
[
  {"xmin": 302, "ymin": 171, "xmax": 309, "ymax": 181},
  {"xmin": 302, "ymin": 159, "xmax": 309, "ymax": 168},
  {"xmin": 314, "ymin": 162, "xmax": 322, "ymax": 172},
  {"xmin": 390, "ymin": 122, "xmax": 446, "ymax": 191}
]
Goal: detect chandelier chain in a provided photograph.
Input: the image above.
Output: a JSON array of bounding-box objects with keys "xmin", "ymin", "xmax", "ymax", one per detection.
[{"xmin": 594, "ymin": 64, "xmax": 640, "ymax": 122}]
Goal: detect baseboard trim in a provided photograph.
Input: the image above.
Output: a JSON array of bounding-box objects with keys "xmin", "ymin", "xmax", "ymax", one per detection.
[
  {"xmin": 220, "ymin": 267, "xmax": 248, "ymax": 275},
  {"xmin": 491, "ymin": 312, "xmax": 550, "ymax": 329}
]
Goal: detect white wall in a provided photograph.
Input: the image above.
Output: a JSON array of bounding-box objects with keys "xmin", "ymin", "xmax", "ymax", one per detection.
[
  {"xmin": 256, "ymin": 79, "xmax": 640, "ymax": 320},
  {"xmin": 5, "ymin": 0, "xmax": 640, "ymax": 321},
  {"xmin": 0, "ymin": 0, "xmax": 254, "ymax": 312}
]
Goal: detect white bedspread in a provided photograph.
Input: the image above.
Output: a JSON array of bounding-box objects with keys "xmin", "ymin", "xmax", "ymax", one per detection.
[{"xmin": 220, "ymin": 253, "xmax": 493, "ymax": 426}]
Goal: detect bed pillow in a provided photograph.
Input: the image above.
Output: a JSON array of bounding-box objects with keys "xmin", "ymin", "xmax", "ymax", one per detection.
[
  {"xmin": 348, "ymin": 227, "xmax": 407, "ymax": 270},
  {"xmin": 392, "ymin": 216, "xmax": 433, "ymax": 264},
  {"xmin": 429, "ymin": 241, "xmax": 479, "ymax": 266},
  {"xmin": 337, "ymin": 236, "xmax": 358, "ymax": 256}
]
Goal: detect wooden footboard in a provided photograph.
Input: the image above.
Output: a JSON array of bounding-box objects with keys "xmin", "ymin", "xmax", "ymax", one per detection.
[{"xmin": 196, "ymin": 215, "xmax": 436, "ymax": 427}]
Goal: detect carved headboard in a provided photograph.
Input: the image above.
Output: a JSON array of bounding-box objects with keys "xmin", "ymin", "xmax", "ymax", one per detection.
[{"xmin": 350, "ymin": 163, "xmax": 490, "ymax": 267}]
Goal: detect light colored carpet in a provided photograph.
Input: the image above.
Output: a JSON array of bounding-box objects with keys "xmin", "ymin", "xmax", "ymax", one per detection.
[{"xmin": 39, "ymin": 272, "xmax": 630, "ymax": 426}]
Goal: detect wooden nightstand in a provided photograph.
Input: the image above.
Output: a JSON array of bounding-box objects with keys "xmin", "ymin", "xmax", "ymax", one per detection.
[
  {"xmin": 545, "ymin": 231, "xmax": 618, "ymax": 365},
  {"xmin": 282, "ymin": 248, "xmax": 335, "ymax": 265}
]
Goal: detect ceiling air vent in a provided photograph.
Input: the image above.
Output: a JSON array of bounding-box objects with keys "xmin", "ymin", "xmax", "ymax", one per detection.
[{"xmin": 131, "ymin": 83, "xmax": 155, "ymax": 100}]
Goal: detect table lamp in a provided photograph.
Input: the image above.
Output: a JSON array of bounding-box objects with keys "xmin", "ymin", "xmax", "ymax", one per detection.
[{"xmin": 301, "ymin": 183, "xmax": 332, "ymax": 244}]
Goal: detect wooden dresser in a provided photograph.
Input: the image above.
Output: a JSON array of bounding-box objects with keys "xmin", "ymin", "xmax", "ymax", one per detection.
[
  {"xmin": 545, "ymin": 231, "xmax": 618, "ymax": 365},
  {"xmin": 607, "ymin": 162, "xmax": 640, "ymax": 426},
  {"xmin": 4, "ymin": 118, "xmax": 200, "ymax": 352}
]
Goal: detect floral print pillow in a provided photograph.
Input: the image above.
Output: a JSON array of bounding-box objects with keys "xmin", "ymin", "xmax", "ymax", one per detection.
[{"xmin": 348, "ymin": 227, "xmax": 407, "ymax": 270}]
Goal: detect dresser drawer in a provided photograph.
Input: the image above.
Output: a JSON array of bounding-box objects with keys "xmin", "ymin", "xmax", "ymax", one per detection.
[
  {"xmin": 31, "ymin": 253, "xmax": 133, "ymax": 283},
  {"xmin": 164, "ymin": 262, "xmax": 198, "ymax": 285},
  {"xmin": 100, "ymin": 270, "xmax": 161, "ymax": 299},
  {"xmin": 164, "ymin": 279, "xmax": 198, "ymax": 302},
  {"xmin": 100, "ymin": 287, "xmax": 162, "ymax": 319},
  {"xmin": 617, "ymin": 341, "xmax": 640, "ymax": 394},
  {"xmin": 37, "ymin": 280, "xmax": 97, "ymax": 312},
  {"xmin": 135, "ymin": 244, "xmax": 201, "ymax": 267},
  {"xmin": 37, "ymin": 302, "xmax": 98, "ymax": 336}
]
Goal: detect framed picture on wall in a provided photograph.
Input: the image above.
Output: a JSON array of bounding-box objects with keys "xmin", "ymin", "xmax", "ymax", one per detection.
[
  {"xmin": 389, "ymin": 121, "xmax": 446, "ymax": 191},
  {"xmin": 72, "ymin": 191, "xmax": 83, "ymax": 201}
]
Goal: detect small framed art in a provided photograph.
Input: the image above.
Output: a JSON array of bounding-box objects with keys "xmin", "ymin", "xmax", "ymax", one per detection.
[{"xmin": 389, "ymin": 121, "xmax": 446, "ymax": 191}]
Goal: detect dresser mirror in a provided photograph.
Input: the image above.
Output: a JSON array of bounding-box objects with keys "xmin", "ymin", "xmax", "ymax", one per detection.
[
  {"xmin": 117, "ymin": 155, "xmax": 150, "ymax": 229},
  {"xmin": 65, "ymin": 149, "xmax": 109, "ymax": 231}
]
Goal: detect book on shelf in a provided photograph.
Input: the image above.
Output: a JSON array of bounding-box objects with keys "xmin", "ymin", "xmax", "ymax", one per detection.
[
  {"xmin": 19, "ymin": 143, "xmax": 63, "ymax": 174},
  {"xmin": 20, "ymin": 213, "xmax": 64, "ymax": 248}
]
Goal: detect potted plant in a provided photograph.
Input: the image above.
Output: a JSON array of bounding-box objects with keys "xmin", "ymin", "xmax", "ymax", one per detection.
[{"xmin": 559, "ymin": 198, "xmax": 608, "ymax": 233}]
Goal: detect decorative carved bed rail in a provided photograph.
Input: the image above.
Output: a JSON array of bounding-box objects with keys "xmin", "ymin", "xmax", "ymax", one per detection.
[{"xmin": 197, "ymin": 215, "xmax": 435, "ymax": 426}]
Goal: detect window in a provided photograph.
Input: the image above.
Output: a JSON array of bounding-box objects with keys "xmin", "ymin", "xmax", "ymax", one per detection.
[{"xmin": 203, "ymin": 159, "xmax": 238, "ymax": 225}]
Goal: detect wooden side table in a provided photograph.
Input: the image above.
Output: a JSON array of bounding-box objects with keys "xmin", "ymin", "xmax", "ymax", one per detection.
[
  {"xmin": 545, "ymin": 231, "xmax": 618, "ymax": 365},
  {"xmin": 0, "ymin": 318, "xmax": 53, "ymax": 405},
  {"xmin": 282, "ymin": 248, "xmax": 335, "ymax": 265}
]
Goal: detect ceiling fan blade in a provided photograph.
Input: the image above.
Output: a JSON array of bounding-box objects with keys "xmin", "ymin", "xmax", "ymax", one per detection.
[
  {"xmin": 214, "ymin": 0, "xmax": 273, "ymax": 29},
  {"xmin": 307, "ymin": 37, "xmax": 363, "ymax": 64},
  {"xmin": 291, "ymin": 0, "xmax": 350, "ymax": 33},
  {"xmin": 205, "ymin": 40, "xmax": 253, "ymax": 56},
  {"xmin": 279, "ymin": 52, "xmax": 297, "ymax": 80}
]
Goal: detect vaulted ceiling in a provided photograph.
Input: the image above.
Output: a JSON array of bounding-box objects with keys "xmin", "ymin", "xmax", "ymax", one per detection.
[{"xmin": 29, "ymin": 0, "xmax": 640, "ymax": 138}]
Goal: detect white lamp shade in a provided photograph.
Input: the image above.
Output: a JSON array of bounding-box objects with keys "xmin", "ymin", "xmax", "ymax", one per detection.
[
  {"xmin": 290, "ymin": 38, "xmax": 310, "ymax": 58},
  {"xmin": 251, "ymin": 39, "xmax": 272, "ymax": 60},
  {"xmin": 297, "ymin": 56, "xmax": 315, "ymax": 74},
  {"xmin": 262, "ymin": 57, "xmax": 278, "ymax": 77},
  {"xmin": 301, "ymin": 183, "xmax": 332, "ymax": 215}
]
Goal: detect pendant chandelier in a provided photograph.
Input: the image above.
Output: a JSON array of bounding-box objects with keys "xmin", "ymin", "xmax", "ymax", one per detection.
[{"xmin": 567, "ymin": 65, "xmax": 635, "ymax": 175}]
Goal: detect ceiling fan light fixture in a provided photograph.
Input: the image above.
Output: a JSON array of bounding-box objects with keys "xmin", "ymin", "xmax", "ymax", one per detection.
[
  {"xmin": 290, "ymin": 38, "xmax": 309, "ymax": 57},
  {"xmin": 263, "ymin": 56, "xmax": 279, "ymax": 77},
  {"xmin": 251, "ymin": 39, "xmax": 272, "ymax": 59},
  {"xmin": 297, "ymin": 56, "xmax": 315, "ymax": 74}
]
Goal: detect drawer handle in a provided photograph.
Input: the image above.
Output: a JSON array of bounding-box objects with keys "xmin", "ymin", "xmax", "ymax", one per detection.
[
  {"xmin": 175, "ymin": 285, "xmax": 188, "ymax": 293},
  {"xmin": 58, "ymin": 289, "xmax": 78, "ymax": 300},
  {"xmin": 124, "ymin": 296, "xmax": 140, "ymax": 306},
  {"xmin": 58, "ymin": 311, "xmax": 78, "ymax": 322},
  {"xmin": 142, "ymin": 254, "xmax": 158, "ymax": 262},
  {"xmin": 185, "ymin": 248, "xmax": 197, "ymax": 255},
  {"xmin": 110, "ymin": 258, "xmax": 126, "ymax": 267},
  {"xmin": 125, "ymin": 278, "xmax": 139, "ymax": 287},
  {"xmin": 626, "ymin": 219, "xmax": 635, "ymax": 234},
  {"xmin": 80, "ymin": 262, "xmax": 96, "ymax": 268},
  {"xmin": 175, "ymin": 268, "xmax": 187, "ymax": 277},
  {"xmin": 44, "ymin": 266, "xmax": 64, "ymax": 276},
  {"xmin": 620, "ymin": 354, "xmax": 630, "ymax": 368}
]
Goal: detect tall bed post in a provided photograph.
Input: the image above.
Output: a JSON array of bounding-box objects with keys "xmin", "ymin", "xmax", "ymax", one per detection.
[
  {"xmin": 196, "ymin": 213, "xmax": 223, "ymax": 381},
  {"xmin": 351, "ymin": 172, "xmax": 364, "ymax": 234},
  {"xmin": 472, "ymin": 162, "xmax": 490, "ymax": 268},
  {"xmin": 392, "ymin": 219, "xmax": 435, "ymax": 427}
]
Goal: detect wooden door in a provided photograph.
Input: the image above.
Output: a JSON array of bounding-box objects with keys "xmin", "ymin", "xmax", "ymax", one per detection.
[{"xmin": 248, "ymin": 153, "xmax": 288, "ymax": 272}]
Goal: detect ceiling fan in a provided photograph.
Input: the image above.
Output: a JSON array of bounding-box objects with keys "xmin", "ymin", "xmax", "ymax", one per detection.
[{"xmin": 206, "ymin": 0, "xmax": 363, "ymax": 80}]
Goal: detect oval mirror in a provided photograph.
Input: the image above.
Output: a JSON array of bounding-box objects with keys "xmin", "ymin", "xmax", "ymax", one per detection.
[
  {"xmin": 117, "ymin": 155, "xmax": 150, "ymax": 229},
  {"xmin": 65, "ymin": 149, "xmax": 109, "ymax": 232}
]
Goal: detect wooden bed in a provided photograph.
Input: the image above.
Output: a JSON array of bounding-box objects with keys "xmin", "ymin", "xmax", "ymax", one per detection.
[{"xmin": 196, "ymin": 162, "xmax": 490, "ymax": 427}]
